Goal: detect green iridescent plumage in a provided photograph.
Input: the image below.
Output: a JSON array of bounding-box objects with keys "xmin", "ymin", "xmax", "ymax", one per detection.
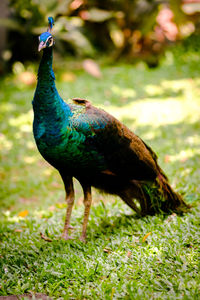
[
  {"xmin": 32, "ymin": 18, "xmax": 189, "ymax": 241},
  {"xmin": 33, "ymin": 45, "xmax": 107, "ymax": 173}
]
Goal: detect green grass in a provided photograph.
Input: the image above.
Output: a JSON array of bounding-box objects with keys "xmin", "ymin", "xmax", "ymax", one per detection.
[{"xmin": 0, "ymin": 52, "xmax": 200, "ymax": 299}]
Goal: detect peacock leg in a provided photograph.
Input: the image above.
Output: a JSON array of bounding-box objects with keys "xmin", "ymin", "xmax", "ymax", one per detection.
[
  {"xmin": 60, "ymin": 174, "xmax": 74, "ymax": 240},
  {"xmin": 80, "ymin": 183, "xmax": 92, "ymax": 242}
]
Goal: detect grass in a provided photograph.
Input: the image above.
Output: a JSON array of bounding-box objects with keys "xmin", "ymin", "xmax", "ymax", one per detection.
[{"xmin": 0, "ymin": 51, "xmax": 200, "ymax": 299}]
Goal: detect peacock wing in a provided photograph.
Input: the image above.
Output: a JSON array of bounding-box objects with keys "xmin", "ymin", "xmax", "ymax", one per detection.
[{"xmin": 70, "ymin": 99, "xmax": 158, "ymax": 181}]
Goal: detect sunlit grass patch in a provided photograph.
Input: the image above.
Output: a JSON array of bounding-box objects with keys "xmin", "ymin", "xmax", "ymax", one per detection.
[{"xmin": 0, "ymin": 58, "xmax": 200, "ymax": 299}]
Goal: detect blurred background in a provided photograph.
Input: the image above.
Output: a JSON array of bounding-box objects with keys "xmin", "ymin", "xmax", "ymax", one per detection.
[
  {"xmin": 1, "ymin": 0, "xmax": 200, "ymax": 212},
  {"xmin": 1, "ymin": 0, "xmax": 200, "ymax": 75}
]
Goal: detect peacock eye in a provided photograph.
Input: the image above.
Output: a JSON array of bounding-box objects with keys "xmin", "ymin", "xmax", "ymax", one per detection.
[{"xmin": 47, "ymin": 37, "xmax": 53, "ymax": 46}]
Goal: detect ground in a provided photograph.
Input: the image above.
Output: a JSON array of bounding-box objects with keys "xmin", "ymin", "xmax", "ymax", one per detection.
[{"xmin": 0, "ymin": 52, "xmax": 200, "ymax": 299}]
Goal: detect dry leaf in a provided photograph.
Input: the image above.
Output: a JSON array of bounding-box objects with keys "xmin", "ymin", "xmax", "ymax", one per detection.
[
  {"xmin": 165, "ymin": 213, "xmax": 177, "ymax": 223},
  {"xmin": 127, "ymin": 251, "xmax": 132, "ymax": 258},
  {"xmin": 48, "ymin": 205, "xmax": 56, "ymax": 211},
  {"xmin": 142, "ymin": 232, "xmax": 152, "ymax": 242},
  {"xmin": 40, "ymin": 232, "xmax": 52, "ymax": 242},
  {"xmin": 164, "ymin": 155, "xmax": 171, "ymax": 163},
  {"xmin": 103, "ymin": 248, "xmax": 111, "ymax": 253},
  {"xmin": 18, "ymin": 210, "xmax": 29, "ymax": 218},
  {"xmin": 83, "ymin": 59, "xmax": 102, "ymax": 78}
]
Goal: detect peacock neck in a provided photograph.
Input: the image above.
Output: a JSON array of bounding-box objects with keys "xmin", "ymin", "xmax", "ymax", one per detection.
[
  {"xmin": 33, "ymin": 46, "xmax": 71, "ymax": 129},
  {"xmin": 37, "ymin": 47, "xmax": 55, "ymax": 85},
  {"xmin": 34, "ymin": 47, "xmax": 57, "ymax": 100},
  {"xmin": 33, "ymin": 46, "xmax": 70, "ymax": 110}
]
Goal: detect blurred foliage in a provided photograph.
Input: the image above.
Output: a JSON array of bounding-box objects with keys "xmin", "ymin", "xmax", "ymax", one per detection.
[{"xmin": 1, "ymin": 0, "xmax": 200, "ymax": 70}]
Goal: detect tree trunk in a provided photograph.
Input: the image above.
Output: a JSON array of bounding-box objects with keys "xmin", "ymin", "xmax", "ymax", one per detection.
[{"xmin": 0, "ymin": 0, "xmax": 9, "ymax": 73}]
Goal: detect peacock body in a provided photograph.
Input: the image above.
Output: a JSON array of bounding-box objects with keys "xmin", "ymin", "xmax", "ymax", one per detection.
[{"xmin": 32, "ymin": 18, "xmax": 189, "ymax": 241}]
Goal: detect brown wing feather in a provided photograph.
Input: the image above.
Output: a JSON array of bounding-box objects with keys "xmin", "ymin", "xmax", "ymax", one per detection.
[{"xmin": 83, "ymin": 104, "xmax": 159, "ymax": 181}]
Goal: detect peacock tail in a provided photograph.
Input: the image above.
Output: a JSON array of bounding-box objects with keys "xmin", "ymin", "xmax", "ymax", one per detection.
[{"xmin": 32, "ymin": 18, "xmax": 189, "ymax": 224}]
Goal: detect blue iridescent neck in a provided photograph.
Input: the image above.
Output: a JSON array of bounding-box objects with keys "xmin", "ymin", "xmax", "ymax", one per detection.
[
  {"xmin": 37, "ymin": 47, "xmax": 55, "ymax": 85},
  {"xmin": 32, "ymin": 46, "xmax": 71, "ymax": 120},
  {"xmin": 33, "ymin": 46, "xmax": 61, "ymax": 106}
]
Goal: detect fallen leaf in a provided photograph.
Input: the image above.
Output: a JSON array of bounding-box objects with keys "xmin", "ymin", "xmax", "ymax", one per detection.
[
  {"xmin": 83, "ymin": 59, "xmax": 102, "ymax": 78},
  {"xmin": 142, "ymin": 232, "xmax": 152, "ymax": 242},
  {"xmin": 103, "ymin": 248, "xmax": 111, "ymax": 253},
  {"xmin": 165, "ymin": 213, "xmax": 177, "ymax": 223},
  {"xmin": 127, "ymin": 251, "xmax": 132, "ymax": 258},
  {"xmin": 14, "ymin": 229, "xmax": 23, "ymax": 232},
  {"xmin": 40, "ymin": 232, "xmax": 52, "ymax": 242},
  {"xmin": 48, "ymin": 205, "xmax": 56, "ymax": 211},
  {"xmin": 164, "ymin": 155, "xmax": 171, "ymax": 163},
  {"xmin": 18, "ymin": 210, "xmax": 29, "ymax": 218}
]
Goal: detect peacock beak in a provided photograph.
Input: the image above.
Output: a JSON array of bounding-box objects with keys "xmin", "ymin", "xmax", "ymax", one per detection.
[{"xmin": 38, "ymin": 41, "xmax": 46, "ymax": 52}]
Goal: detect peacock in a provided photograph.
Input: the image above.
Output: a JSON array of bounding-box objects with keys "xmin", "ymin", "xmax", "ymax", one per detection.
[{"xmin": 32, "ymin": 17, "xmax": 189, "ymax": 242}]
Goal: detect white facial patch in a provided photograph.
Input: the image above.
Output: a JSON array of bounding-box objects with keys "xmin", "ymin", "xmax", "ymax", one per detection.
[{"xmin": 46, "ymin": 36, "xmax": 53, "ymax": 47}]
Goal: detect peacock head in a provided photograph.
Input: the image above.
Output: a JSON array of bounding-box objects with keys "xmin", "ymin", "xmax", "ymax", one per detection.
[{"xmin": 38, "ymin": 17, "xmax": 54, "ymax": 52}]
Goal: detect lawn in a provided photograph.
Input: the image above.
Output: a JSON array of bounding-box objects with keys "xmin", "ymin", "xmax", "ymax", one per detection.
[{"xmin": 0, "ymin": 52, "xmax": 200, "ymax": 299}]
